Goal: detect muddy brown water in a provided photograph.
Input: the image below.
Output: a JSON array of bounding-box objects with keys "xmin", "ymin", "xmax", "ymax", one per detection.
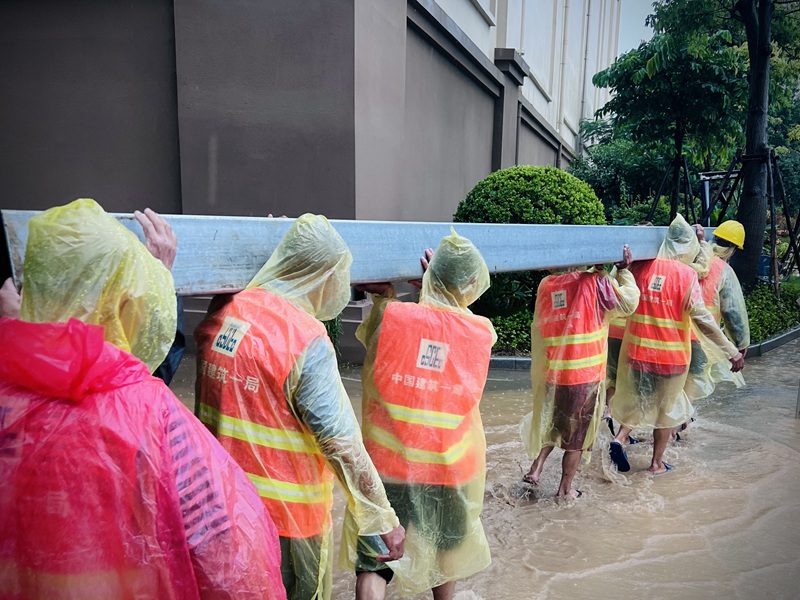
[{"xmin": 170, "ymin": 339, "xmax": 800, "ymax": 600}]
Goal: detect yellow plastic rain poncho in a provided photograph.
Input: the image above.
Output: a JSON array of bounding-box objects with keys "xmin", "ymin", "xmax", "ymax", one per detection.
[
  {"xmin": 342, "ymin": 229, "xmax": 495, "ymax": 595},
  {"xmin": 20, "ymin": 198, "xmax": 176, "ymax": 372},
  {"xmin": 194, "ymin": 214, "xmax": 399, "ymax": 600},
  {"xmin": 520, "ymin": 265, "xmax": 639, "ymax": 462},
  {"xmin": 612, "ymin": 215, "xmax": 740, "ymax": 430},
  {"xmin": 684, "ymin": 240, "xmax": 749, "ymax": 400}
]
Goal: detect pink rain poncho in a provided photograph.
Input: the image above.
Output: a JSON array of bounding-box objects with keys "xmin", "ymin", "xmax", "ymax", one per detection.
[{"xmin": 0, "ymin": 318, "xmax": 286, "ymax": 600}]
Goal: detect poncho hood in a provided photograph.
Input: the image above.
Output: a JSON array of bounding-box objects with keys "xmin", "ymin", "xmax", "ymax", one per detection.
[{"xmin": 0, "ymin": 318, "xmax": 151, "ymax": 402}]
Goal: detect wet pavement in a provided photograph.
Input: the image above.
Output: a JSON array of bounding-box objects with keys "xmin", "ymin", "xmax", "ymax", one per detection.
[{"xmin": 170, "ymin": 339, "xmax": 800, "ymax": 600}]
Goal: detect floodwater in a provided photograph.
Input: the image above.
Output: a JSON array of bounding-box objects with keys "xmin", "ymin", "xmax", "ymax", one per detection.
[{"xmin": 170, "ymin": 339, "xmax": 800, "ymax": 600}]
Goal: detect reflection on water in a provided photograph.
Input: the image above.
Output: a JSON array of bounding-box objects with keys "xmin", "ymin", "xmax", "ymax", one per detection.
[
  {"xmin": 330, "ymin": 340, "xmax": 800, "ymax": 600},
  {"xmin": 170, "ymin": 341, "xmax": 800, "ymax": 599}
]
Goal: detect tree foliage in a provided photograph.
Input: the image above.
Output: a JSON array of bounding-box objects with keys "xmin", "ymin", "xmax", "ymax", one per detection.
[
  {"xmin": 593, "ymin": 29, "xmax": 749, "ymax": 165},
  {"xmin": 646, "ymin": 0, "xmax": 800, "ymax": 288}
]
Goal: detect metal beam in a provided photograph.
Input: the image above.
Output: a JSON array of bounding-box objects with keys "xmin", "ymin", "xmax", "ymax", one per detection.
[{"xmin": 2, "ymin": 210, "xmax": 678, "ymax": 296}]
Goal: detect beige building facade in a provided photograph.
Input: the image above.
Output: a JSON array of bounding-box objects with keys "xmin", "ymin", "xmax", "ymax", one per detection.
[{"xmin": 355, "ymin": 0, "xmax": 621, "ymax": 222}]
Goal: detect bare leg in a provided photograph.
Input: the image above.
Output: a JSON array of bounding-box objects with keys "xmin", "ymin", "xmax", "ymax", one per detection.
[
  {"xmin": 647, "ymin": 428, "xmax": 672, "ymax": 474},
  {"xmin": 604, "ymin": 386, "xmax": 616, "ymax": 419},
  {"xmin": 356, "ymin": 572, "xmax": 387, "ymax": 600},
  {"xmin": 556, "ymin": 450, "xmax": 583, "ymax": 497},
  {"xmin": 613, "ymin": 425, "xmax": 632, "ymax": 446},
  {"xmin": 524, "ymin": 445, "xmax": 555, "ymax": 484},
  {"xmin": 432, "ymin": 581, "xmax": 456, "ymax": 600}
]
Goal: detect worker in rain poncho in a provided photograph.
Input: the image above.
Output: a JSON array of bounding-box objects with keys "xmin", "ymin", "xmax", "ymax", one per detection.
[
  {"xmin": 194, "ymin": 213, "xmax": 404, "ymax": 600},
  {"xmin": 520, "ymin": 245, "xmax": 640, "ymax": 497},
  {"xmin": 609, "ymin": 214, "xmax": 745, "ymax": 474},
  {"xmin": 0, "ymin": 198, "xmax": 286, "ymax": 599},
  {"xmin": 344, "ymin": 229, "xmax": 495, "ymax": 600},
  {"xmin": 684, "ymin": 221, "xmax": 749, "ymax": 401}
]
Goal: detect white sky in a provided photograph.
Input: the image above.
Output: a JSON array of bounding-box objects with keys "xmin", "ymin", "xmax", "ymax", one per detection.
[{"xmin": 618, "ymin": 0, "xmax": 655, "ymax": 55}]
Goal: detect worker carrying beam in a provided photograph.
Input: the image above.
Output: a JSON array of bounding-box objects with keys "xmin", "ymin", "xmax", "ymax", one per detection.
[
  {"xmin": 194, "ymin": 213, "xmax": 404, "ymax": 600},
  {"xmin": 521, "ymin": 244, "xmax": 640, "ymax": 497},
  {"xmin": 344, "ymin": 229, "xmax": 495, "ymax": 600},
  {"xmin": 684, "ymin": 220, "xmax": 750, "ymax": 401},
  {"xmin": 609, "ymin": 214, "xmax": 745, "ymax": 475}
]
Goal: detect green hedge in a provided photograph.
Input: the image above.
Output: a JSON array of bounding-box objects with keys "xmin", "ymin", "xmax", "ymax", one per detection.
[
  {"xmin": 490, "ymin": 309, "xmax": 533, "ymax": 355},
  {"xmin": 454, "ymin": 166, "xmax": 606, "ymax": 321},
  {"xmin": 454, "ymin": 165, "xmax": 606, "ymax": 226},
  {"xmin": 744, "ymin": 282, "xmax": 800, "ymax": 344}
]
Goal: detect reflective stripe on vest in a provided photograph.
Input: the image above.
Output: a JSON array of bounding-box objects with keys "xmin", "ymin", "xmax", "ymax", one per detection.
[
  {"xmin": 198, "ymin": 403, "xmax": 321, "ymax": 455},
  {"xmin": 536, "ymin": 271, "xmax": 607, "ymax": 385},
  {"xmin": 608, "ymin": 316, "xmax": 627, "ymax": 339},
  {"xmin": 247, "ymin": 472, "xmax": 331, "ymax": 505},
  {"xmin": 367, "ymin": 423, "xmax": 472, "ymax": 466},
  {"xmin": 195, "ymin": 287, "xmax": 333, "ymax": 538},
  {"xmin": 365, "ymin": 301, "xmax": 493, "ymax": 486},
  {"xmin": 627, "ymin": 258, "xmax": 695, "ymax": 366},
  {"xmin": 380, "ymin": 399, "xmax": 464, "ymax": 429}
]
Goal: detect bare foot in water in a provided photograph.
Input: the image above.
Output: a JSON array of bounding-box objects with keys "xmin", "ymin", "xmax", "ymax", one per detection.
[
  {"xmin": 523, "ymin": 465, "xmax": 541, "ymax": 485},
  {"xmin": 556, "ymin": 489, "xmax": 583, "ymax": 498},
  {"xmin": 646, "ymin": 462, "xmax": 673, "ymax": 475}
]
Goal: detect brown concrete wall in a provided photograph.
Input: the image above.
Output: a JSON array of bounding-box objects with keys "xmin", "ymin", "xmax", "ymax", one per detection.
[
  {"xmin": 399, "ymin": 27, "xmax": 495, "ymax": 222},
  {"xmin": 174, "ymin": 0, "xmax": 356, "ymax": 219},
  {"xmin": 0, "ymin": 0, "xmax": 181, "ymax": 214},
  {"xmin": 354, "ymin": 0, "xmax": 407, "ymax": 221},
  {"xmin": 517, "ymin": 120, "xmax": 558, "ymax": 167}
]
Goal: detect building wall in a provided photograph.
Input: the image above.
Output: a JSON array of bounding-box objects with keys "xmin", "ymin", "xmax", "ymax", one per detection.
[
  {"xmin": 0, "ymin": 0, "xmax": 619, "ymax": 222},
  {"xmin": 174, "ymin": 0, "xmax": 356, "ymax": 219},
  {"xmin": 399, "ymin": 27, "xmax": 495, "ymax": 221},
  {"xmin": 493, "ymin": 0, "xmax": 621, "ymax": 157},
  {"xmin": 0, "ymin": 0, "xmax": 181, "ymax": 213}
]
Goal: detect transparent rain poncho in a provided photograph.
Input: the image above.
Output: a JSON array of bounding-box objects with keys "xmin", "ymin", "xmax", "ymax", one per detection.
[
  {"xmin": 19, "ymin": 198, "xmax": 176, "ymax": 372},
  {"xmin": 195, "ymin": 214, "xmax": 398, "ymax": 600},
  {"xmin": 246, "ymin": 213, "xmax": 352, "ymax": 321},
  {"xmin": 520, "ymin": 266, "xmax": 639, "ymax": 462},
  {"xmin": 612, "ymin": 215, "xmax": 739, "ymax": 430},
  {"xmin": 684, "ymin": 241, "xmax": 749, "ymax": 400},
  {"xmin": 342, "ymin": 230, "xmax": 495, "ymax": 595}
]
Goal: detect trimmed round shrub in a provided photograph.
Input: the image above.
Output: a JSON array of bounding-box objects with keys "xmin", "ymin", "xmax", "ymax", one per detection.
[
  {"xmin": 454, "ymin": 166, "xmax": 606, "ymax": 326},
  {"xmin": 454, "ymin": 165, "xmax": 606, "ymax": 225}
]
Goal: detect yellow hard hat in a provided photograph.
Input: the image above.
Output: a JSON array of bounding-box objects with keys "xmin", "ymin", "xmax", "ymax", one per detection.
[{"xmin": 713, "ymin": 220, "xmax": 745, "ymax": 250}]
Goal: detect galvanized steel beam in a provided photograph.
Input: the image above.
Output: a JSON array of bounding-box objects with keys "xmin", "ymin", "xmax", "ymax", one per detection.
[{"xmin": 2, "ymin": 210, "xmax": 677, "ymax": 295}]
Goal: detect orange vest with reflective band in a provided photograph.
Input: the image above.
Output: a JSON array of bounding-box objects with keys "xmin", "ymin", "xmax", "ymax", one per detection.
[
  {"xmin": 701, "ymin": 257, "xmax": 726, "ymax": 321},
  {"xmin": 627, "ymin": 258, "xmax": 697, "ymax": 367},
  {"xmin": 690, "ymin": 257, "xmax": 726, "ymax": 342},
  {"xmin": 365, "ymin": 301, "xmax": 493, "ymax": 486},
  {"xmin": 195, "ymin": 287, "xmax": 334, "ymax": 539},
  {"xmin": 536, "ymin": 271, "xmax": 607, "ymax": 385},
  {"xmin": 608, "ymin": 316, "xmax": 627, "ymax": 340}
]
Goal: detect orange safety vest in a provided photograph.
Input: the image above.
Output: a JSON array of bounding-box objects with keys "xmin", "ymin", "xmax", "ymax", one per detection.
[
  {"xmin": 690, "ymin": 257, "xmax": 726, "ymax": 342},
  {"xmin": 195, "ymin": 287, "xmax": 334, "ymax": 539},
  {"xmin": 700, "ymin": 257, "xmax": 726, "ymax": 321},
  {"xmin": 608, "ymin": 316, "xmax": 627, "ymax": 340},
  {"xmin": 627, "ymin": 258, "xmax": 697, "ymax": 367},
  {"xmin": 365, "ymin": 302, "xmax": 493, "ymax": 486},
  {"xmin": 536, "ymin": 271, "xmax": 607, "ymax": 385}
]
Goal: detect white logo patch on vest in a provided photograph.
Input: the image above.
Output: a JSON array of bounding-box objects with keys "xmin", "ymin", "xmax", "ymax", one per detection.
[
  {"xmin": 212, "ymin": 316, "xmax": 251, "ymax": 358},
  {"xmin": 416, "ymin": 338, "xmax": 449, "ymax": 372},
  {"xmin": 648, "ymin": 275, "xmax": 666, "ymax": 293},
  {"xmin": 551, "ymin": 290, "xmax": 567, "ymax": 310}
]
